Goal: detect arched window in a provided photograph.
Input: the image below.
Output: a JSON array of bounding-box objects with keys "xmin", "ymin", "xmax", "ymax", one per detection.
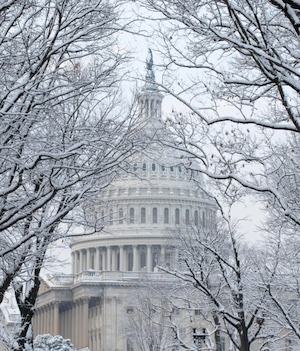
[
  {"xmin": 153, "ymin": 207, "xmax": 158, "ymax": 224},
  {"xmin": 170, "ymin": 166, "xmax": 174, "ymax": 173},
  {"xmin": 178, "ymin": 166, "xmax": 182, "ymax": 173},
  {"xmin": 142, "ymin": 163, "xmax": 147, "ymax": 172},
  {"xmin": 161, "ymin": 165, "xmax": 166, "ymax": 172},
  {"xmin": 140, "ymin": 251, "xmax": 146, "ymax": 269},
  {"xmin": 141, "ymin": 207, "xmax": 146, "ymax": 224},
  {"xmin": 128, "ymin": 251, "xmax": 133, "ymax": 271},
  {"xmin": 175, "ymin": 208, "xmax": 180, "ymax": 225},
  {"xmin": 129, "ymin": 208, "xmax": 134, "ymax": 224},
  {"xmin": 185, "ymin": 209, "xmax": 190, "ymax": 224},
  {"xmin": 194, "ymin": 210, "xmax": 199, "ymax": 226},
  {"xmin": 109, "ymin": 209, "xmax": 113, "ymax": 226},
  {"xmin": 152, "ymin": 251, "xmax": 158, "ymax": 271},
  {"xmin": 164, "ymin": 208, "xmax": 169, "ymax": 224},
  {"xmin": 119, "ymin": 208, "xmax": 123, "ymax": 225},
  {"xmin": 133, "ymin": 163, "xmax": 138, "ymax": 172},
  {"xmin": 152, "ymin": 163, "xmax": 156, "ymax": 171}
]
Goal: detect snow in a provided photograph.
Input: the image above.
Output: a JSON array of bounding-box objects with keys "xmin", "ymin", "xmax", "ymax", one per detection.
[{"xmin": 34, "ymin": 334, "xmax": 75, "ymax": 351}]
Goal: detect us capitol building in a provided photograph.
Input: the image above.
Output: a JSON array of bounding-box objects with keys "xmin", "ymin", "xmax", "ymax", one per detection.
[{"xmin": 32, "ymin": 51, "xmax": 217, "ymax": 351}]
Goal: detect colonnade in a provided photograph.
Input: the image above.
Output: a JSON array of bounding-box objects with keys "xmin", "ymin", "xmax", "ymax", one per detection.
[
  {"xmin": 33, "ymin": 302, "xmax": 60, "ymax": 337},
  {"xmin": 72, "ymin": 244, "xmax": 177, "ymax": 275},
  {"xmin": 139, "ymin": 96, "xmax": 162, "ymax": 119},
  {"xmin": 33, "ymin": 298, "xmax": 90, "ymax": 350}
]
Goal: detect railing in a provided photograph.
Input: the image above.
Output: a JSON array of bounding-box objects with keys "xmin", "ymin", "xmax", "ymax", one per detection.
[{"xmin": 49, "ymin": 270, "xmax": 173, "ymax": 286}]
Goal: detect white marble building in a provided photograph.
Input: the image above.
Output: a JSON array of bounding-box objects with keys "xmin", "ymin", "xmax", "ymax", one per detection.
[{"xmin": 32, "ymin": 51, "xmax": 217, "ymax": 351}]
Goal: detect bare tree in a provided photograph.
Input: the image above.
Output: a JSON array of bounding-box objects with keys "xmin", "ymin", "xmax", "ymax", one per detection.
[
  {"xmin": 133, "ymin": 1, "xmax": 300, "ymax": 346},
  {"xmin": 0, "ymin": 1, "xmax": 144, "ymax": 350},
  {"xmin": 123, "ymin": 288, "xmax": 176, "ymax": 351},
  {"xmin": 135, "ymin": 0, "xmax": 300, "ymax": 222},
  {"xmin": 156, "ymin": 215, "xmax": 296, "ymax": 351}
]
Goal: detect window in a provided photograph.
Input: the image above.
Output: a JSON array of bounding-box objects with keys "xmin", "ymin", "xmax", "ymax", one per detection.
[
  {"xmin": 161, "ymin": 164, "xmax": 165, "ymax": 172},
  {"xmin": 152, "ymin": 163, "xmax": 156, "ymax": 171},
  {"xmin": 109, "ymin": 209, "xmax": 113, "ymax": 225},
  {"xmin": 129, "ymin": 208, "xmax": 134, "ymax": 224},
  {"xmin": 170, "ymin": 166, "xmax": 174, "ymax": 173},
  {"xmin": 178, "ymin": 165, "xmax": 182, "ymax": 173},
  {"xmin": 127, "ymin": 339, "xmax": 134, "ymax": 351},
  {"xmin": 152, "ymin": 251, "xmax": 158, "ymax": 270},
  {"xmin": 140, "ymin": 251, "xmax": 146, "ymax": 269},
  {"xmin": 128, "ymin": 252, "xmax": 133, "ymax": 271},
  {"xmin": 194, "ymin": 210, "xmax": 199, "ymax": 226},
  {"xmin": 119, "ymin": 208, "xmax": 123, "ymax": 224},
  {"xmin": 142, "ymin": 163, "xmax": 147, "ymax": 171},
  {"xmin": 202, "ymin": 211, "xmax": 206, "ymax": 227},
  {"xmin": 165, "ymin": 252, "xmax": 171, "ymax": 268},
  {"xmin": 133, "ymin": 163, "xmax": 138, "ymax": 172},
  {"xmin": 194, "ymin": 309, "xmax": 201, "ymax": 315},
  {"xmin": 127, "ymin": 308, "xmax": 134, "ymax": 314},
  {"xmin": 193, "ymin": 328, "xmax": 207, "ymax": 349},
  {"xmin": 185, "ymin": 209, "xmax": 190, "ymax": 224},
  {"xmin": 141, "ymin": 207, "xmax": 146, "ymax": 224},
  {"xmin": 152, "ymin": 207, "xmax": 158, "ymax": 224},
  {"xmin": 219, "ymin": 336, "xmax": 226, "ymax": 351},
  {"xmin": 164, "ymin": 208, "xmax": 169, "ymax": 224},
  {"xmin": 175, "ymin": 208, "xmax": 180, "ymax": 225}
]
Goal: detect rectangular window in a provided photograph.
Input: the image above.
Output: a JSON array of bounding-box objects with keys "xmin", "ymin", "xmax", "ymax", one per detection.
[
  {"xmin": 141, "ymin": 207, "xmax": 146, "ymax": 224},
  {"xmin": 164, "ymin": 208, "xmax": 169, "ymax": 224},
  {"xmin": 129, "ymin": 208, "xmax": 134, "ymax": 224},
  {"xmin": 175, "ymin": 208, "xmax": 180, "ymax": 224},
  {"xmin": 153, "ymin": 207, "xmax": 158, "ymax": 224}
]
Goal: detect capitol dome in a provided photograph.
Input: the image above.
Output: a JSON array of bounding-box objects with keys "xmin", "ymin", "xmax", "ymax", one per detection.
[
  {"xmin": 33, "ymin": 50, "xmax": 217, "ymax": 351},
  {"xmin": 70, "ymin": 50, "xmax": 216, "ymax": 276}
]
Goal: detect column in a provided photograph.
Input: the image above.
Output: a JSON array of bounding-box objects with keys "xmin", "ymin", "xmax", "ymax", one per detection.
[
  {"xmin": 160, "ymin": 245, "xmax": 165, "ymax": 265},
  {"xmin": 103, "ymin": 249, "xmax": 106, "ymax": 270},
  {"xmin": 146, "ymin": 245, "xmax": 152, "ymax": 272},
  {"xmin": 111, "ymin": 248, "xmax": 116, "ymax": 271},
  {"xmin": 46, "ymin": 305, "xmax": 51, "ymax": 334},
  {"xmin": 133, "ymin": 245, "xmax": 138, "ymax": 271},
  {"xmin": 119, "ymin": 245, "xmax": 124, "ymax": 271},
  {"xmin": 86, "ymin": 248, "xmax": 91, "ymax": 270},
  {"xmin": 82, "ymin": 298, "xmax": 89, "ymax": 348},
  {"xmin": 50, "ymin": 304, "xmax": 54, "ymax": 335},
  {"xmin": 41, "ymin": 308, "xmax": 44, "ymax": 334},
  {"xmin": 75, "ymin": 300, "xmax": 80, "ymax": 349},
  {"xmin": 72, "ymin": 303, "xmax": 76, "ymax": 347},
  {"xmin": 71, "ymin": 252, "xmax": 75, "ymax": 274},
  {"xmin": 53, "ymin": 302, "xmax": 60, "ymax": 335},
  {"xmin": 33, "ymin": 309, "xmax": 37, "ymax": 336},
  {"xmin": 100, "ymin": 249, "xmax": 104, "ymax": 270},
  {"xmin": 95, "ymin": 247, "xmax": 100, "ymax": 270},
  {"xmin": 107, "ymin": 246, "xmax": 111, "ymax": 271},
  {"xmin": 79, "ymin": 250, "xmax": 84, "ymax": 272}
]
